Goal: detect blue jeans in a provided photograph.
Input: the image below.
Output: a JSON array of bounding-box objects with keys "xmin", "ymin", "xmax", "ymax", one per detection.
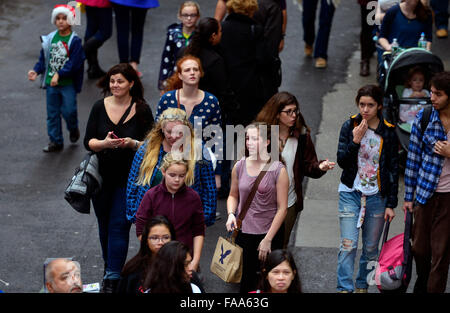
[
  {"xmin": 113, "ymin": 4, "xmax": 148, "ymax": 63},
  {"xmin": 337, "ymin": 191, "xmax": 386, "ymax": 292},
  {"xmin": 45, "ymin": 85, "xmax": 78, "ymax": 145},
  {"xmin": 302, "ymin": 0, "xmax": 335, "ymax": 59},
  {"xmin": 431, "ymin": 0, "xmax": 449, "ymax": 30},
  {"xmin": 92, "ymin": 186, "xmax": 131, "ymax": 280},
  {"xmin": 85, "ymin": 6, "xmax": 113, "ymax": 43}
]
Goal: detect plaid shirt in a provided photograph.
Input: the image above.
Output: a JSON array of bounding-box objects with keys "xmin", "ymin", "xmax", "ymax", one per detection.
[{"xmin": 404, "ymin": 108, "xmax": 447, "ymax": 204}]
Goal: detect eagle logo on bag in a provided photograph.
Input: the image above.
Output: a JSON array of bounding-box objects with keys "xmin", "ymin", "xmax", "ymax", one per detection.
[{"xmin": 219, "ymin": 244, "xmax": 232, "ymax": 264}]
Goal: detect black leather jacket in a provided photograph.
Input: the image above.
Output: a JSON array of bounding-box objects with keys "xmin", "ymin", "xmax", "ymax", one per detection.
[{"xmin": 337, "ymin": 113, "xmax": 399, "ymax": 209}]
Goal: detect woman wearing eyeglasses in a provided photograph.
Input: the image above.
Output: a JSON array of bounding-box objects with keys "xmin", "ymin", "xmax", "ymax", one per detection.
[
  {"xmin": 255, "ymin": 91, "xmax": 335, "ymax": 248},
  {"xmin": 116, "ymin": 215, "xmax": 205, "ymax": 293},
  {"xmin": 158, "ymin": 1, "xmax": 201, "ymax": 93}
]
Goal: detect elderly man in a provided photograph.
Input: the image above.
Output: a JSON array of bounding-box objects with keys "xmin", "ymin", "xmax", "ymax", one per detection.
[{"xmin": 45, "ymin": 258, "xmax": 83, "ymax": 293}]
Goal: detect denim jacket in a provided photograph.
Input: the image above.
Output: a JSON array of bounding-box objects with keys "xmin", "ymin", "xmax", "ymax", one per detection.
[
  {"xmin": 337, "ymin": 113, "xmax": 399, "ymax": 209},
  {"xmin": 33, "ymin": 30, "xmax": 85, "ymax": 93}
]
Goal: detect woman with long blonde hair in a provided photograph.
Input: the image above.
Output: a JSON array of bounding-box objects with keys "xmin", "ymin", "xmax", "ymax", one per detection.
[{"xmin": 126, "ymin": 107, "xmax": 216, "ymax": 227}]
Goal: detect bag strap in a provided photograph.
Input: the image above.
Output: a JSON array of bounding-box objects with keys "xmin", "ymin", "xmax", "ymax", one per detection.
[
  {"xmin": 176, "ymin": 89, "xmax": 181, "ymax": 109},
  {"xmin": 117, "ymin": 100, "xmax": 134, "ymax": 126},
  {"xmin": 420, "ymin": 105, "xmax": 432, "ymax": 137},
  {"xmin": 236, "ymin": 166, "xmax": 269, "ymax": 230}
]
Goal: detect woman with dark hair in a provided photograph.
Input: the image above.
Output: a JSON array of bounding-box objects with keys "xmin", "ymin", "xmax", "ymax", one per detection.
[
  {"xmin": 143, "ymin": 241, "xmax": 202, "ymax": 293},
  {"xmin": 183, "ymin": 17, "xmax": 229, "ymax": 111},
  {"xmin": 84, "ymin": 63, "xmax": 154, "ymax": 293},
  {"xmin": 254, "ymin": 249, "xmax": 302, "ymax": 293},
  {"xmin": 226, "ymin": 122, "xmax": 289, "ymax": 293},
  {"xmin": 379, "ymin": 0, "xmax": 432, "ymax": 52},
  {"xmin": 336, "ymin": 84, "xmax": 398, "ymax": 293},
  {"xmin": 255, "ymin": 92, "xmax": 335, "ymax": 248},
  {"xmin": 116, "ymin": 215, "xmax": 176, "ymax": 293}
]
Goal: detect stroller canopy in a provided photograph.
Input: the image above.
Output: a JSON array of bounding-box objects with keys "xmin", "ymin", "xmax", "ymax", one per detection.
[{"xmin": 384, "ymin": 48, "xmax": 444, "ymax": 94}]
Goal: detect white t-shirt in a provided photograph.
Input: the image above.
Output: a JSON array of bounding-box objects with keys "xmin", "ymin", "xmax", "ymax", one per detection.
[
  {"xmin": 399, "ymin": 88, "xmax": 431, "ymax": 124},
  {"xmin": 281, "ymin": 137, "xmax": 298, "ymax": 207},
  {"xmin": 402, "ymin": 88, "xmax": 430, "ymax": 98},
  {"xmin": 339, "ymin": 128, "xmax": 381, "ymax": 195}
]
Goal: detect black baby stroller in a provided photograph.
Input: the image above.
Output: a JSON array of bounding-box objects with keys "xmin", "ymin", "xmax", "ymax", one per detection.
[{"xmin": 382, "ymin": 48, "xmax": 444, "ymax": 155}]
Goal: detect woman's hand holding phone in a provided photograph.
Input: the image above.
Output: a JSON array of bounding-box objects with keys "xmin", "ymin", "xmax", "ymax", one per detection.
[{"xmin": 105, "ymin": 131, "xmax": 124, "ymax": 149}]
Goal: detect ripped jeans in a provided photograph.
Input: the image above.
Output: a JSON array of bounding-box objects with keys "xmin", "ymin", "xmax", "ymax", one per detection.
[{"xmin": 337, "ymin": 190, "xmax": 386, "ymax": 292}]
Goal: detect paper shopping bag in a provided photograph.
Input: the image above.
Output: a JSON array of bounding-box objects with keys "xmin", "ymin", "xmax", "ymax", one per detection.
[{"xmin": 210, "ymin": 236, "xmax": 243, "ymax": 283}]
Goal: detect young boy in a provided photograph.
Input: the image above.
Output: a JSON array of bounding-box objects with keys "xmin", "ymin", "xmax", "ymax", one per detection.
[{"xmin": 28, "ymin": 4, "xmax": 85, "ymax": 152}]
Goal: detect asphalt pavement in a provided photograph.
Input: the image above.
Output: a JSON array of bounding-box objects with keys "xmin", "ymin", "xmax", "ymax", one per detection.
[{"xmin": 0, "ymin": 0, "xmax": 448, "ymax": 294}]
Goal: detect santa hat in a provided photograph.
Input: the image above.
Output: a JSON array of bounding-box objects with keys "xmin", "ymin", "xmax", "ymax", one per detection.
[{"xmin": 51, "ymin": 4, "xmax": 76, "ymax": 25}]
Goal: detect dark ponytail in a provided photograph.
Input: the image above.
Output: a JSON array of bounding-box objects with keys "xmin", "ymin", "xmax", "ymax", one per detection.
[{"xmin": 184, "ymin": 17, "xmax": 219, "ymax": 57}]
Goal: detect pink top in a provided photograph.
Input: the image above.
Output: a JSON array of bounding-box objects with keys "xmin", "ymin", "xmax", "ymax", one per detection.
[
  {"xmin": 78, "ymin": 0, "xmax": 111, "ymax": 8},
  {"xmin": 436, "ymin": 132, "xmax": 450, "ymax": 192},
  {"xmin": 235, "ymin": 158, "xmax": 284, "ymax": 235}
]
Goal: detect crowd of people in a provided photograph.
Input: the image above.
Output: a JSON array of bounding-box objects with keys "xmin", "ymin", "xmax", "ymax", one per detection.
[{"xmin": 25, "ymin": 0, "xmax": 450, "ymax": 294}]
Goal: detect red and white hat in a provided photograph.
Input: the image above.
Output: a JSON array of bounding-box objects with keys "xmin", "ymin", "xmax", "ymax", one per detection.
[{"xmin": 51, "ymin": 4, "xmax": 76, "ymax": 25}]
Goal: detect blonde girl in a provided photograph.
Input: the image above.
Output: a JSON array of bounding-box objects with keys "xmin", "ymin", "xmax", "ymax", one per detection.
[{"xmin": 126, "ymin": 108, "xmax": 217, "ymax": 227}]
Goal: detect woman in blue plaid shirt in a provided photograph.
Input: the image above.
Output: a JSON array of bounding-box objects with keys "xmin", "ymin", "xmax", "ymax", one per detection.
[{"xmin": 126, "ymin": 108, "xmax": 217, "ymax": 227}]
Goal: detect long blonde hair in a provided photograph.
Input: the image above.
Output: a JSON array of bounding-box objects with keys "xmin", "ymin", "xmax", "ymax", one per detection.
[{"xmin": 137, "ymin": 108, "xmax": 196, "ymax": 186}]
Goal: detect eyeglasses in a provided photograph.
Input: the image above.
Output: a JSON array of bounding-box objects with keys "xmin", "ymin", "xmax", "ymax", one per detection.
[
  {"xmin": 147, "ymin": 235, "xmax": 171, "ymax": 243},
  {"xmin": 280, "ymin": 109, "xmax": 299, "ymax": 116},
  {"xmin": 180, "ymin": 14, "xmax": 198, "ymax": 19}
]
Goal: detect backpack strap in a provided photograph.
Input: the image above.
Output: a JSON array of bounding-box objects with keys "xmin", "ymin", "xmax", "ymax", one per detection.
[{"xmin": 420, "ymin": 106, "xmax": 432, "ymax": 137}]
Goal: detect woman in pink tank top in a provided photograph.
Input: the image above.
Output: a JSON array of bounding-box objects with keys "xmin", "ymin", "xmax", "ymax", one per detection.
[{"xmin": 226, "ymin": 122, "xmax": 289, "ymax": 293}]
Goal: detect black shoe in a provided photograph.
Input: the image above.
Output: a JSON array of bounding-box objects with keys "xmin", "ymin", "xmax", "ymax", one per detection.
[
  {"xmin": 87, "ymin": 67, "xmax": 106, "ymax": 79},
  {"xmin": 69, "ymin": 128, "xmax": 80, "ymax": 143},
  {"xmin": 102, "ymin": 279, "xmax": 119, "ymax": 293},
  {"xmin": 43, "ymin": 142, "xmax": 63, "ymax": 153},
  {"xmin": 360, "ymin": 60, "xmax": 370, "ymax": 77},
  {"xmin": 84, "ymin": 38, "xmax": 106, "ymax": 80}
]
